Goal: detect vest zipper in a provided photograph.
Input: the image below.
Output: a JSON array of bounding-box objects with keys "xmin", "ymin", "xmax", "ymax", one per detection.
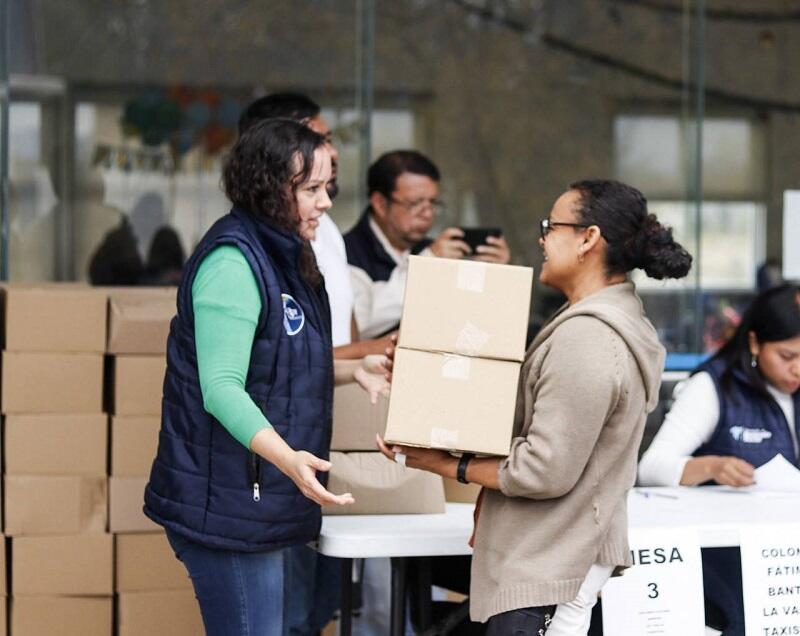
[{"xmin": 249, "ymin": 452, "xmax": 261, "ymax": 502}]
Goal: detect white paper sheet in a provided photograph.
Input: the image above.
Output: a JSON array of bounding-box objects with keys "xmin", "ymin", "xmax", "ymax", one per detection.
[{"xmin": 749, "ymin": 454, "xmax": 800, "ymax": 492}]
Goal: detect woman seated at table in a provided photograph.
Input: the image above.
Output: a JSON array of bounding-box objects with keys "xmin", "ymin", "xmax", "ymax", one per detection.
[
  {"xmin": 380, "ymin": 180, "xmax": 691, "ymax": 635},
  {"xmin": 639, "ymin": 284, "xmax": 800, "ymax": 636}
]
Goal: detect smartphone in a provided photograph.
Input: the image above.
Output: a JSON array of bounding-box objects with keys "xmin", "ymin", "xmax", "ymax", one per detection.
[{"xmin": 459, "ymin": 227, "xmax": 503, "ymax": 252}]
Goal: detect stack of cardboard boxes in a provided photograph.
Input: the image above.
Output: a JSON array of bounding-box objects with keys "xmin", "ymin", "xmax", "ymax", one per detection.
[
  {"xmin": 104, "ymin": 289, "xmax": 201, "ymax": 636},
  {"xmin": 324, "ymin": 384, "xmax": 447, "ymax": 516},
  {"xmin": 1, "ymin": 285, "xmax": 112, "ymax": 635},
  {"xmin": 384, "ymin": 256, "xmax": 534, "ymax": 485},
  {"xmin": 0, "ymin": 285, "xmax": 201, "ymax": 635}
]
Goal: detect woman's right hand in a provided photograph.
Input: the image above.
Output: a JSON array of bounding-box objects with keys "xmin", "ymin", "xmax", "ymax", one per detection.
[
  {"xmin": 707, "ymin": 455, "xmax": 756, "ymax": 487},
  {"xmin": 284, "ymin": 450, "xmax": 355, "ymax": 507}
]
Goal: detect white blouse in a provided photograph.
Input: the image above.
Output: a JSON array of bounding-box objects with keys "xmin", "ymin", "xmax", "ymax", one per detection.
[{"xmin": 638, "ymin": 371, "xmax": 796, "ymax": 486}]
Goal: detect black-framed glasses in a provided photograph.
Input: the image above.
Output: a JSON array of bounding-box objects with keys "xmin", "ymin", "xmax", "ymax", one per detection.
[
  {"xmin": 539, "ymin": 218, "xmax": 590, "ymax": 239},
  {"xmin": 389, "ymin": 196, "xmax": 445, "ymax": 216}
]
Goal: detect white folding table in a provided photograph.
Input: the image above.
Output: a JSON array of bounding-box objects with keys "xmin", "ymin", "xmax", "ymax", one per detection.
[{"xmin": 317, "ymin": 488, "xmax": 800, "ymax": 635}]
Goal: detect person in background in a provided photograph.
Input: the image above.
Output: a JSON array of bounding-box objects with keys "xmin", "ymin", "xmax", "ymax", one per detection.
[
  {"xmin": 344, "ymin": 150, "xmax": 511, "ymax": 339},
  {"xmin": 87, "ymin": 214, "xmax": 144, "ymax": 285},
  {"xmin": 379, "ymin": 179, "xmax": 691, "ymax": 635},
  {"xmin": 639, "ymin": 284, "xmax": 800, "ymax": 636},
  {"xmin": 141, "ymin": 225, "xmax": 185, "ymax": 285},
  {"xmin": 143, "ymin": 119, "xmax": 389, "ymax": 636}
]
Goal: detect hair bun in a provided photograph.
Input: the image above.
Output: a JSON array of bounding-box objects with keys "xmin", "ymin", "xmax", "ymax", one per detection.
[{"xmin": 633, "ymin": 214, "xmax": 693, "ymax": 279}]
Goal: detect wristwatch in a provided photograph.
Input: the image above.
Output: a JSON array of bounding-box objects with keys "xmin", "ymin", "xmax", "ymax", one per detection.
[{"xmin": 457, "ymin": 453, "xmax": 475, "ymax": 484}]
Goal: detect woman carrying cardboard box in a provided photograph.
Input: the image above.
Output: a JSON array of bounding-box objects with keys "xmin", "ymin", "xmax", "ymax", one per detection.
[
  {"xmin": 143, "ymin": 118, "xmax": 388, "ymax": 636},
  {"xmin": 379, "ymin": 180, "xmax": 691, "ymax": 635}
]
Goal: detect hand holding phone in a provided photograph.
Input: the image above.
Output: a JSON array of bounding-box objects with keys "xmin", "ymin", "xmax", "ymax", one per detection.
[{"xmin": 459, "ymin": 227, "xmax": 502, "ymax": 252}]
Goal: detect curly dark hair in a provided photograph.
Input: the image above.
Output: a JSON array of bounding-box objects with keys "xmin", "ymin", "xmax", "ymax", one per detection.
[
  {"xmin": 223, "ymin": 118, "xmax": 325, "ymax": 286},
  {"xmin": 568, "ymin": 179, "xmax": 693, "ymax": 280}
]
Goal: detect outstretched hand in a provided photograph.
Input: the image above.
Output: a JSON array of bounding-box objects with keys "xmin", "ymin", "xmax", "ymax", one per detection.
[{"xmin": 285, "ymin": 450, "xmax": 354, "ymax": 506}]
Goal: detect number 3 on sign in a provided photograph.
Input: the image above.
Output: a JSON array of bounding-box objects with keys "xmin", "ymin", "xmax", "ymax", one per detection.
[{"xmin": 602, "ymin": 527, "xmax": 705, "ymax": 636}]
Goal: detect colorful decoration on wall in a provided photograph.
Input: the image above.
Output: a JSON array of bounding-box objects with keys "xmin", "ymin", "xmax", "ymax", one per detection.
[{"xmin": 121, "ymin": 88, "xmax": 243, "ymax": 156}]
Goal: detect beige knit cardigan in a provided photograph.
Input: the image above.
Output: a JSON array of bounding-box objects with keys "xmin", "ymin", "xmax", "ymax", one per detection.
[{"xmin": 469, "ymin": 282, "xmax": 665, "ymax": 622}]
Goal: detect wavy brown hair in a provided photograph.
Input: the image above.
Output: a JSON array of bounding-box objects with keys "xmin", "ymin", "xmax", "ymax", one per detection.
[{"xmin": 223, "ymin": 117, "xmax": 325, "ymax": 287}]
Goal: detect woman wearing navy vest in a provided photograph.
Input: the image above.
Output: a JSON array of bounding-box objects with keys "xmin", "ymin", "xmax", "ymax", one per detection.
[
  {"xmin": 640, "ymin": 285, "xmax": 800, "ymax": 635},
  {"xmin": 144, "ymin": 118, "xmax": 386, "ymax": 636}
]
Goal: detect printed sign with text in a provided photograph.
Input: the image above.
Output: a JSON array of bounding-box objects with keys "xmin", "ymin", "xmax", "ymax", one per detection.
[
  {"xmin": 740, "ymin": 523, "xmax": 800, "ymax": 636},
  {"xmin": 602, "ymin": 526, "xmax": 705, "ymax": 635}
]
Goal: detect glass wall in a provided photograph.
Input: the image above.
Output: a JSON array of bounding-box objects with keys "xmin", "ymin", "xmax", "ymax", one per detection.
[{"xmin": 1, "ymin": 0, "xmax": 798, "ymax": 354}]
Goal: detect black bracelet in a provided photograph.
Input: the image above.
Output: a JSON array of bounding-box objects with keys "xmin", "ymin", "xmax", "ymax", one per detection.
[{"xmin": 457, "ymin": 453, "xmax": 475, "ymax": 484}]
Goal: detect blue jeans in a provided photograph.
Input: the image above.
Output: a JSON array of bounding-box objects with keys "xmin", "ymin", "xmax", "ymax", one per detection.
[
  {"xmin": 284, "ymin": 544, "xmax": 341, "ymax": 635},
  {"xmin": 166, "ymin": 528, "xmax": 287, "ymax": 636}
]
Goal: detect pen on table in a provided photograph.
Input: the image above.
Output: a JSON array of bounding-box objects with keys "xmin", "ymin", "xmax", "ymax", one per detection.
[{"xmin": 635, "ymin": 490, "xmax": 679, "ymax": 500}]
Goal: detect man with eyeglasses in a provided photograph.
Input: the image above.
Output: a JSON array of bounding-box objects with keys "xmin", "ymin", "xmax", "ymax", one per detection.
[{"xmin": 345, "ymin": 149, "xmax": 511, "ymax": 340}]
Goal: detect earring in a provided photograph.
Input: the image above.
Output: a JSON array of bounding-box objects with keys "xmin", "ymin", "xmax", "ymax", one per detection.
[
  {"xmin": 578, "ymin": 250, "xmax": 584, "ymax": 263},
  {"xmin": 751, "ymin": 354, "xmax": 758, "ymax": 368}
]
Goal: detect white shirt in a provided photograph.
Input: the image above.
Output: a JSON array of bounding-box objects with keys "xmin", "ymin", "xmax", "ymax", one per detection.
[
  {"xmin": 349, "ymin": 217, "xmax": 432, "ymax": 340},
  {"xmin": 311, "ymin": 214, "xmax": 354, "ymax": 346},
  {"xmin": 638, "ymin": 371, "xmax": 797, "ymax": 486}
]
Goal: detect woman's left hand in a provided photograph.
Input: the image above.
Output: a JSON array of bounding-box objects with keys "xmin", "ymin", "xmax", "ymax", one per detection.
[
  {"xmin": 353, "ymin": 356, "xmax": 390, "ymax": 403},
  {"xmin": 376, "ymin": 434, "xmax": 454, "ymax": 476}
]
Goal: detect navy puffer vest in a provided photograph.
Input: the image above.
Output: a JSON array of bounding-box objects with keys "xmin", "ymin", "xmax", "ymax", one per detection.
[
  {"xmin": 144, "ymin": 207, "xmax": 334, "ymax": 552},
  {"xmin": 344, "ymin": 209, "xmax": 431, "ymax": 283},
  {"xmin": 693, "ymin": 357, "xmax": 800, "ymax": 468}
]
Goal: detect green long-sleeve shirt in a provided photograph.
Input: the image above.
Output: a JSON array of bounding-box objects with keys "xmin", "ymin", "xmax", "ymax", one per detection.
[{"xmin": 192, "ymin": 245, "xmax": 272, "ymax": 448}]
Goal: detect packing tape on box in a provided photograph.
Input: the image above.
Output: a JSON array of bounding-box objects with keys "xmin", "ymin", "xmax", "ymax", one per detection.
[
  {"xmin": 455, "ymin": 321, "xmax": 490, "ymax": 356},
  {"xmin": 456, "ymin": 261, "xmax": 487, "ymax": 293},
  {"xmin": 441, "ymin": 353, "xmax": 471, "ymax": 380},
  {"xmin": 430, "ymin": 427, "xmax": 459, "ymax": 449}
]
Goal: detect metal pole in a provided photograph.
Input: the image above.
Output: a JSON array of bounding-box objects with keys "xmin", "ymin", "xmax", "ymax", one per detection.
[
  {"xmin": 0, "ymin": 0, "xmax": 10, "ymax": 281},
  {"xmin": 691, "ymin": 0, "xmax": 705, "ymax": 353},
  {"xmin": 355, "ymin": 0, "xmax": 375, "ymax": 213}
]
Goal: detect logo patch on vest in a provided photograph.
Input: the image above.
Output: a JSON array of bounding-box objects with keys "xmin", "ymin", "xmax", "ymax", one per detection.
[
  {"xmin": 281, "ymin": 294, "xmax": 305, "ymax": 336},
  {"xmin": 730, "ymin": 426, "xmax": 773, "ymax": 444}
]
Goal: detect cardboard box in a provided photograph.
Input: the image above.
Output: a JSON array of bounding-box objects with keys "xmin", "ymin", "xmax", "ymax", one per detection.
[
  {"xmin": 12, "ymin": 534, "xmax": 113, "ymax": 595},
  {"xmin": 0, "ymin": 599, "xmax": 5, "ymax": 636},
  {"xmin": 4, "ymin": 475, "xmax": 107, "ymax": 536},
  {"xmin": 331, "ymin": 383, "xmax": 390, "ymax": 451},
  {"xmin": 115, "ymin": 532, "xmax": 190, "ymax": 592},
  {"xmin": 11, "ymin": 597, "xmax": 112, "ymax": 636},
  {"xmin": 106, "ymin": 287, "xmax": 176, "ymax": 354},
  {"xmin": 322, "ymin": 452, "xmax": 445, "ymax": 515},
  {"xmin": 1, "ymin": 352, "xmax": 104, "ymax": 414},
  {"xmin": 384, "ymin": 348, "xmax": 519, "ymax": 456},
  {"xmin": 111, "ymin": 355, "xmax": 166, "ymax": 416},
  {"xmin": 111, "ymin": 416, "xmax": 160, "ymax": 476},
  {"xmin": 118, "ymin": 591, "xmax": 203, "ymax": 636},
  {"xmin": 443, "ymin": 477, "xmax": 482, "ymax": 504},
  {"xmin": 4, "ymin": 414, "xmax": 108, "ymax": 476},
  {"xmin": 109, "ymin": 477, "xmax": 159, "ymax": 533},
  {"xmin": 0, "ymin": 284, "xmax": 107, "ymax": 353},
  {"xmin": 399, "ymin": 256, "xmax": 533, "ymax": 361}
]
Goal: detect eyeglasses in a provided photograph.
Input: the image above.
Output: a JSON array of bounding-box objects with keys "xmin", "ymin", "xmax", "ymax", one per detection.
[
  {"xmin": 539, "ymin": 218, "xmax": 590, "ymax": 239},
  {"xmin": 388, "ymin": 196, "xmax": 445, "ymax": 216}
]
